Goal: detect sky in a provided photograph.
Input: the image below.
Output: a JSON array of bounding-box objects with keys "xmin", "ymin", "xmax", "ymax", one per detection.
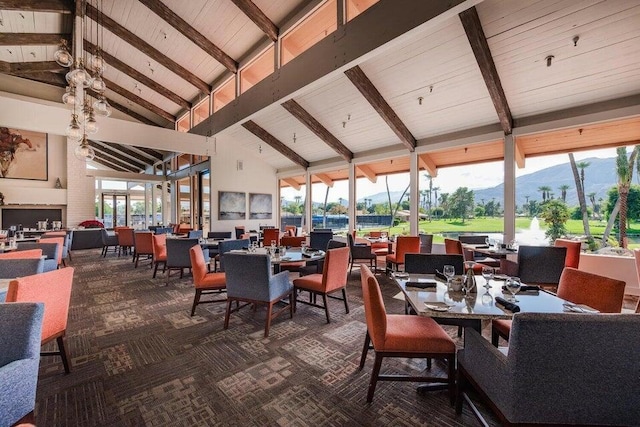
[{"xmin": 282, "ymin": 146, "xmax": 625, "ymax": 204}]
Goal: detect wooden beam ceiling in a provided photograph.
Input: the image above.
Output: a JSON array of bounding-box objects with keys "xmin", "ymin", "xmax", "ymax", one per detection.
[
  {"xmin": 100, "ymin": 76, "xmax": 175, "ymax": 122},
  {"xmin": 138, "ymin": 0, "xmax": 238, "ymax": 74},
  {"xmin": 281, "ymin": 99, "xmax": 353, "ymax": 162},
  {"xmin": 1, "ymin": 61, "xmax": 64, "ymax": 74},
  {"xmin": 459, "ymin": 6, "xmax": 513, "ymax": 135},
  {"xmin": 315, "ymin": 173, "xmax": 334, "ymax": 187},
  {"xmin": 514, "ymin": 138, "xmax": 525, "ymax": 168},
  {"xmin": 10, "ymin": 70, "xmax": 66, "ymax": 87},
  {"xmin": 105, "ymin": 142, "xmax": 156, "ymax": 168},
  {"xmin": 131, "ymin": 145, "xmax": 165, "ymax": 161},
  {"xmin": 0, "ymin": 33, "xmax": 70, "ymax": 46},
  {"xmin": 230, "ymin": 0, "xmax": 278, "ymax": 42},
  {"xmin": 344, "ymin": 65, "xmax": 416, "ymax": 151},
  {"xmin": 91, "ymin": 156, "xmax": 129, "ymax": 172},
  {"xmin": 88, "ymin": 140, "xmax": 145, "ymax": 171},
  {"xmin": 242, "ymin": 120, "xmax": 309, "ymax": 169},
  {"xmin": 418, "ymin": 153, "xmax": 437, "ymax": 177},
  {"xmin": 86, "ymin": 3, "xmax": 211, "ymax": 94},
  {"xmin": 83, "ymin": 40, "xmax": 190, "ymax": 111},
  {"xmin": 281, "ymin": 177, "xmax": 301, "ymax": 190},
  {"xmin": 86, "ymin": 88, "xmax": 161, "ymax": 127},
  {"xmin": 356, "ymin": 164, "xmax": 377, "ymax": 183},
  {"xmin": 0, "ymin": 0, "xmax": 72, "ymax": 13}
]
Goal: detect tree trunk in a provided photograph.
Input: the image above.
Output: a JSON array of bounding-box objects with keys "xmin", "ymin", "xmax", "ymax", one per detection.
[
  {"xmin": 602, "ymin": 199, "xmax": 620, "ymax": 245},
  {"xmin": 568, "ymin": 153, "xmax": 591, "ymax": 238},
  {"xmin": 619, "ymin": 187, "xmax": 629, "ymax": 247},
  {"xmin": 322, "ymin": 186, "xmax": 329, "ymax": 228}
]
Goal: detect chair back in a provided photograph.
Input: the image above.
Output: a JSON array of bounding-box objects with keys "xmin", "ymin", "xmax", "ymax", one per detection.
[
  {"xmin": 100, "ymin": 228, "xmax": 117, "ymax": 245},
  {"xmin": 224, "ymin": 253, "xmax": 272, "ymax": 301},
  {"xmin": 419, "ymin": 234, "xmax": 433, "ymax": 253},
  {"xmin": 134, "ymin": 231, "xmax": 154, "ymax": 255},
  {"xmin": 281, "ymin": 236, "xmax": 306, "ymax": 247},
  {"xmin": 347, "ymin": 233, "xmax": 356, "ymax": 249},
  {"xmin": 234, "ymin": 226, "xmax": 245, "ymax": 239},
  {"xmin": 369, "ymin": 231, "xmax": 383, "ymax": 238},
  {"xmin": 516, "ymin": 246, "xmax": 566, "ymax": 285},
  {"xmin": 262, "ymin": 228, "xmax": 280, "ymax": 246},
  {"xmin": 42, "ymin": 231, "xmax": 66, "ymax": 237},
  {"xmin": 208, "ymin": 231, "xmax": 232, "ymax": 240},
  {"xmin": 0, "ymin": 258, "xmax": 44, "ymax": 278},
  {"xmin": 116, "ymin": 227, "xmax": 135, "ymax": 247},
  {"xmin": 404, "ymin": 253, "xmax": 464, "ymax": 275},
  {"xmin": 166, "ymin": 238, "xmax": 199, "ymax": 268},
  {"xmin": 444, "ymin": 238, "xmax": 463, "ymax": 255},
  {"xmin": 360, "ymin": 265, "xmax": 386, "ymax": 348},
  {"xmin": 554, "ymin": 238, "xmax": 581, "ymax": 268},
  {"xmin": 327, "ymin": 239, "xmax": 347, "ymax": 249},
  {"xmin": 188, "ymin": 230, "xmax": 203, "ymax": 239},
  {"xmin": 38, "ymin": 236, "xmax": 64, "ymax": 265},
  {"xmin": 154, "ymin": 227, "xmax": 173, "ymax": 235},
  {"xmin": 6, "ymin": 267, "xmax": 74, "ymax": 342},
  {"xmin": 189, "ymin": 245, "xmax": 210, "ymax": 286},
  {"xmin": 218, "ymin": 239, "xmax": 250, "ymax": 271},
  {"xmin": 310, "ymin": 230, "xmax": 333, "ymax": 251},
  {"xmin": 394, "ymin": 236, "xmax": 420, "ymax": 264},
  {"xmin": 284, "ymin": 225, "xmax": 297, "ymax": 236},
  {"xmin": 557, "ymin": 267, "xmax": 625, "ymax": 313},
  {"xmin": 16, "ymin": 242, "xmax": 59, "ymax": 272},
  {"xmin": 41, "ymin": 234, "xmax": 70, "ymax": 259},
  {"xmin": 152, "ymin": 234, "xmax": 167, "ymax": 260},
  {"xmin": 458, "ymin": 235, "xmax": 488, "ymax": 245},
  {"xmin": 0, "ymin": 249, "xmax": 42, "ymax": 259},
  {"xmin": 321, "ymin": 246, "xmax": 350, "ymax": 292}
]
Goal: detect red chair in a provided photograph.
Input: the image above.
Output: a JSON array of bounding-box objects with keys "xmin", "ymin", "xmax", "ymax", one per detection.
[
  {"xmin": 492, "ymin": 267, "xmax": 626, "ymax": 346},
  {"xmin": 6, "ymin": 267, "xmax": 74, "ymax": 373},
  {"xmin": 358, "ymin": 264, "xmax": 456, "ymax": 402},
  {"xmin": 293, "ymin": 246, "xmax": 350, "ymax": 323},
  {"xmin": 444, "ymin": 238, "xmax": 487, "ymax": 274},
  {"xmin": 554, "ymin": 238, "xmax": 581, "ymax": 269},
  {"xmin": 0, "ymin": 249, "xmax": 42, "ymax": 259},
  {"xmin": 152, "ymin": 234, "xmax": 167, "ymax": 278},
  {"xmin": 115, "ymin": 227, "xmax": 134, "ymax": 256},
  {"xmin": 133, "ymin": 232, "xmax": 154, "ymax": 268},
  {"xmin": 385, "ymin": 236, "xmax": 419, "ymax": 272},
  {"xmin": 189, "ymin": 246, "xmax": 226, "ymax": 316},
  {"xmin": 262, "ymin": 228, "xmax": 280, "ymax": 247}
]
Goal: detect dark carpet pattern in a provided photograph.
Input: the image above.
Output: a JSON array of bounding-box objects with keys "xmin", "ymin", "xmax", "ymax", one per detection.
[{"xmin": 35, "ymin": 249, "xmax": 500, "ymax": 426}]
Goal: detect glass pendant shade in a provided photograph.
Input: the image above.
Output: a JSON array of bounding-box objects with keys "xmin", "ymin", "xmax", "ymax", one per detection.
[
  {"xmin": 93, "ymin": 97, "xmax": 112, "ymax": 117},
  {"xmin": 54, "ymin": 40, "xmax": 73, "ymax": 67},
  {"xmin": 74, "ymin": 138, "xmax": 95, "ymax": 161},
  {"xmin": 66, "ymin": 63, "xmax": 93, "ymax": 88},
  {"xmin": 91, "ymin": 55, "xmax": 106, "ymax": 74},
  {"xmin": 66, "ymin": 114, "xmax": 83, "ymax": 141},
  {"xmin": 62, "ymin": 85, "xmax": 76, "ymax": 107},
  {"xmin": 85, "ymin": 111, "xmax": 98, "ymax": 134},
  {"xmin": 90, "ymin": 75, "xmax": 106, "ymax": 92}
]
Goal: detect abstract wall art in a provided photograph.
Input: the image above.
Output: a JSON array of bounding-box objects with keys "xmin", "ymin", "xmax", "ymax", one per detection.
[
  {"xmin": 0, "ymin": 127, "xmax": 47, "ymax": 180},
  {"xmin": 249, "ymin": 193, "xmax": 272, "ymax": 219},
  {"xmin": 218, "ymin": 191, "xmax": 246, "ymax": 220}
]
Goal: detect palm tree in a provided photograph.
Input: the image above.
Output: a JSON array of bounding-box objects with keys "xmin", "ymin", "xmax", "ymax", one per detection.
[
  {"xmin": 587, "ymin": 192, "xmax": 597, "ymax": 218},
  {"xmin": 538, "ymin": 186, "xmax": 551, "ymax": 202},
  {"xmin": 558, "ymin": 184, "xmax": 570, "ymax": 203},
  {"xmin": 614, "ymin": 146, "xmax": 639, "ymax": 247},
  {"xmin": 569, "ymin": 154, "xmax": 591, "ymax": 239},
  {"xmin": 433, "ymin": 187, "xmax": 440, "ymax": 219}
]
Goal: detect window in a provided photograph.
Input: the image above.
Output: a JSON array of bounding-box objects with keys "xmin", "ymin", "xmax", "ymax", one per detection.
[
  {"xmin": 192, "ymin": 97, "xmax": 210, "ymax": 126},
  {"xmin": 345, "ymin": 0, "xmax": 379, "ymax": 22},
  {"xmin": 176, "ymin": 113, "xmax": 190, "ymax": 132},
  {"xmin": 213, "ymin": 77, "xmax": 236, "ymax": 113},
  {"xmin": 240, "ymin": 45, "xmax": 275, "ymax": 94},
  {"xmin": 281, "ymin": 0, "xmax": 337, "ymax": 66},
  {"xmin": 176, "ymin": 154, "xmax": 191, "ymax": 171}
]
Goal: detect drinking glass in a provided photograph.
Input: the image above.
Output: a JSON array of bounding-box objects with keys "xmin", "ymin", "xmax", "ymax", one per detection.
[
  {"xmin": 485, "ymin": 237, "xmax": 490, "ymax": 247},
  {"xmin": 443, "ymin": 264, "xmax": 455, "ymax": 284},
  {"xmin": 301, "ymin": 241, "xmax": 307, "ymax": 253},
  {"xmin": 481, "ymin": 266, "xmax": 494, "ymax": 289},
  {"xmin": 505, "ymin": 277, "xmax": 521, "ymax": 302}
]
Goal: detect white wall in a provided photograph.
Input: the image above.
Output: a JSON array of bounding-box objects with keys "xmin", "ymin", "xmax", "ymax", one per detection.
[{"xmin": 209, "ymin": 141, "xmax": 277, "ymax": 232}]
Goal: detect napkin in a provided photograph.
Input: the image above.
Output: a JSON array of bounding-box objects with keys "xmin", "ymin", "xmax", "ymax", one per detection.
[
  {"xmin": 434, "ymin": 270, "xmax": 448, "ymax": 282},
  {"xmin": 502, "ymin": 284, "xmax": 540, "ymax": 293},
  {"xmin": 405, "ymin": 280, "xmax": 437, "ymax": 289},
  {"xmin": 475, "ymin": 245, "xmax": 490, "ymax": 249},
  {"xmin": 495, "ymin": 296, "xmax": 520, "ymax": 312}
]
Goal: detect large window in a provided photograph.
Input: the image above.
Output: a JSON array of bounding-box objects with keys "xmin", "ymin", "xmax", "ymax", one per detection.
[
  {"xmin": 192, "ymin": 97, "xmax": 210, "ymax": 126},
  {"xmin": 240, "ymin": 45, "xmax": 275, "ymax": 94},
  {"xmin": 176, "ymin": 113, "xmax": 190, "ymax": 132},
  {"xmin": 213, "ymin": 77, "xmax": 235, "ymax": 113},
  {"xmin": 280, "ymin": 177, "xmax": 306, "ymax": 232},
  {"xmin": 345, "ymin": 0, "xmax": 379, "ymax": 21},
  {"xmin": 281, "ymin": 0, "xmax": 337, "ymax": 66},
  {"xmin": 177, "ymin": 177, "xmax": 192, "ymax": 226}
]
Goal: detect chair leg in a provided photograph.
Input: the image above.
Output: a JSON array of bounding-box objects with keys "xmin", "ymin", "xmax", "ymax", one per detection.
[
  {"xmin": 57, "ymin": 336, "xmax": 71, "ymax": 374},
  {"xmin": 491, "ymin": 327, "xmax": 500, "ymax": 347},
  {"xmin": 458, "ymin": 326, "xmax": 463, "ymax": 338},
  {"xmin": 67, "ymin": 251, "xmax": 72, "ymax": 261},
  {"xmin": 455, "ymin": 366, "xmax": 467, "ymax": 414},
  {"xmin": 358, "ymin": 332, "xmax": 371, "ymax": 371},
  {"xmin": 342, "ymin": 288, "xmax": 349, "ymax": 314},
  {"xmin": 191, "ymin": 289, "xmax": 201, "ymax": 316},
  {"xmin": 367, "ymin": 353, "xmax": 384, "ymax": 403},
  {"xmin": 349, "ymin": 260, "xmax": 354, "ymax": 275},
  {"xmin": 427, "ymin": 358, "xmax": 432, "ymax": 370},
  {"xmin": 447, "ymin": 354, "xmax": 456, "ymax": 406},
  {"xmin": 134, "ymin": 254, "xmax": 140, "ymax": 268},
  {"xmin": 224, "ymin": 299, "xmax": 232, "ymax": 330},
  {"xmin": 153, "ymin": 262, "xmax": 159, "ymax": 278},
  {"xmin": 322, "ymin": 293, "xmax": 330, "ymax": 323},
  {"xmin": 265, "ymin": 302, "xmax": 273, "ymax": 337},
  {"xmin": 288, "ymin": 293, "xmax": 294, "ymax": 319},
  {"xmin": 292, "ymin": 287, "xmax": 298, "ymax": 313}
]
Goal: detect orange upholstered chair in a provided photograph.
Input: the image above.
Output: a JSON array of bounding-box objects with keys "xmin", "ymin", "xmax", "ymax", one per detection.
[
  {"xmin": 444, "ymin": 238, "xmax": 486, "ymax": 274},
  {"xmin": 115, "ymin": 227, "xmax": 134, "ymax": 256},
  {"xmin": 133, "ymin": 231, "xmax": 154, "ymax": 268},
  {"xmin": 284, "ymin": 225, "xmax": 297, "ymax": 236},
  {"xmin": 293, "ymin": 246, "xmax": 350, "ymax": 323},
  {"xmin": 358, "ymin": 264, "xmax": 456, "ymax": 403},
  {"xmin": 189, "ymin": 246, "xmax": 226, "ymax": 316},
  {"xmin": 385, "ymin": 236, "xmax": 419, "ymax": 272},
  {"xmin": 38, "ymin": 236, "xmax": 64, "ymax": 268},
  {"xmin": 0, "ymin": 249, "xmax": 42, "ymax": 259},
  {"xmin": 6, "ymin": 267, "xmax": 74, "ymax": 373},
  {"xmin": 262, "ymin": 228, "xmax": 280, "ymax": 247},
  {"xmin": 491, "ymin": 267, "xmax": 626, "ymax": 346},
  {"xmin": 152, "ymin": 234, "xmax": 167, "ymax": 278},
  {"xmin": 634, "ymin": 249, "xmax": 640, "ymax": 313},
  {"xmin": 554, "ymin": 238, "xmax": 581, "ymax": 268}
]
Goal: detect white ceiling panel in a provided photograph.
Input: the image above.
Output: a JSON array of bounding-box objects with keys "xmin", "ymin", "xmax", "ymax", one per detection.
[{"xmin": 218, "ymin": 123, "xmax": 293, "ymax": 170}]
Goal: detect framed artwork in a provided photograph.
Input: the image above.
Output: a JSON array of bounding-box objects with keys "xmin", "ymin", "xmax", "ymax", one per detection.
[
  {"xmin": 218, "ymin": 191, "xmax": 246, "ymax": 220},
  {"xmin": 0, "ymin": 127, "xmax": 48, "ymax": 181},
  {"xmin": 249, "ymin": 193, "xmax": 272, "ymax": 219}
]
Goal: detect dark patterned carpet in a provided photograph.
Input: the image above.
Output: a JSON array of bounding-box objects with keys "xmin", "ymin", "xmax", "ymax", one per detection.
[{"xmin": 35, "ymin": 249, "xmax": 501, "ymax": 426}]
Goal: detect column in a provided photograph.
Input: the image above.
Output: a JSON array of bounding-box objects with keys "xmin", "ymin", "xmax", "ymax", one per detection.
[
  {"xmin": 305, "ymin": 172, "xmax": 312, "ymax": 234},
  {"xmin": 409, "ymin": 152, "xmax": 419, "ymax": 235},
  {"xmin": 503, "ymin": 134, "xmax": 516, "ymax": 242},
  {"xmin": 348, "ymin": 162, "xmax": 356, "ymax": 235}
]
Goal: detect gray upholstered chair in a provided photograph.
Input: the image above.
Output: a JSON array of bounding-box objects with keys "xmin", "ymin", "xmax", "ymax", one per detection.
[
  {"xmin": 456, "ymin": 312, "xmax": 640, "ymax": 426},
  {"xmin": 15, "ymin": 242, "xmax": 58, "ymax": 272},
  {"xmin": 40, "ymin": 233, "xmax": 72, "ymax": 266},
  {"xmin": 309, "ymin": 231, "xmax": 333, "ymax": 251},
  {"xmin": 223, "ymin": 253, "xmax": 293, "ymax": 337},
  {"xmin": 347, "ymin": 233, "xmax": 376, "ymax": 274},
  {"xmin": 100, "ymin": 228, "xmax": 119, "ymax": 257},
  {"xmin": 404, "ymin": 253, "xmax": 464, "ymax": 275},
  {"xmin": 0, "ymin": 302, "xmax": 44, "ymax": 426},
  {"xmin": 188, "ymin": 230, "xmax": 203, "ymax": 239},
  {"xmin": 207, "ymin": 231, "xmax": 232, "ymax": 240},
  {"xmin": 165, "ymin": 238, "xmax": 199, "ymax": 284},
  {"xmin": 500, "ymin": 245, "xmax": 567, "ymax": 287},
  {"xmin": 217, "ymin": 239, "xmax": 250, "ymax": 272},
  {"xmin": 0, "ymin": 258, "xmax": 44, "ymax": 279},
  {"xmin": 418, "ymin": 233, "xmax": 434, "ymax": 253}
]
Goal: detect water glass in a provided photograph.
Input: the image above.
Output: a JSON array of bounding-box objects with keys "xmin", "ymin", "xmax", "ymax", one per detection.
[
  {"xmin": 443, "ymin": 264, "xmax": 455, "ymax": 284},
  {"xmin": 481, "ymin": 266, "xmax": 494, "ymax": 289},
  {"xmin": 505, "ymin": 277, "xmax": 521, "ymax": 302}
]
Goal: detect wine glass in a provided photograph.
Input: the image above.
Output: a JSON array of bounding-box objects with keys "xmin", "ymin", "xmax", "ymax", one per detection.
[
  {"xmin": 301, "ymin": 240, "xmax": 307, "ymax": 253},
  {"xmin": 505, "ymin": 277, "xmax": 522, "ymax": 302},
  {"xmin": 481, "ymin": 266, "xmax": 494, "ymax": 289},
  {"xmin": 443, "ymin": 264, "xmax": 455, "ymax": 285}
]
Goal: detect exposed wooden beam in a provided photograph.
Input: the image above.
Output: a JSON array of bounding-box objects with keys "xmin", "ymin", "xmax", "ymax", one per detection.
[
  {"xmin": 0, "ymin": 0, "xmax": 72, "ymax": 13},
  {"xmin": 129, "ymin": 145, "xmax": 164, "ymax": 161},
  {"xmin": 8, "ymin": 70, "xmax": 66, "ymax": 87},
  {"xmin": 0, "ymin": 33, "xmax": 70, "ymax": 46},
  {"xmin": 101, "ymin": 76, "xmax": 175, "ymax": 122},
  {"xmin": 418, "ymin": 153, "xmax": 437, "ymax": 177},
  {"xmin": 345, "ymin": 65, "xmax": 416, "ymax": 151},
  {"xmin": 84, "ymin": 40, "xmax": 190, "ymax": 111},
  {"xmin": 357, "ymin": 164, "xmax": 377, "ymax": 183},
  {"xmin": 138, "ymin": 0, "xmax": 238, "ymax": 74},
  {"xmin": 282, "ymin": 177, "xmax": 301, "ymax": 191},
  {"xmin": 242, "ymin": 120, "xmax": 309, "ymax": 169},
  {"xmin": 281, "ymin": 99, "xmax": 353, "ymax": 162},
  {"xmin": 315, "ymin": 173, "xmax": 334, "ymax": 188},
  {"xmin": 5, "ymin": 61, "xmax": 64, "ymax": 74},
  {"xmin": 90, "ymin": 156, "xmax": 130, "ymax": 172},
  {"xmin": 86, "ymin": 3, "xmax": 211, "ymax": 94},
  {"xmin": 459, "ymin": 6, "xmax": 512, "ymax": 135},
  {"xmin": 104, "ymin": 142, "xmax": 155, "ymax": 168},
  {"xmin": 514, "ymin": 138, "xmax": 526, "ymax": 169},
  {"xmin": 86, "ymin": 88, "xmax": 161, "ymax": 127},
  {"xmin": 230, "ymin": 0, "xmax": 278, "ymax": 42},
  {"xmin": 88, "ymin": 140, "xmax": 146, "ymax": 171}
]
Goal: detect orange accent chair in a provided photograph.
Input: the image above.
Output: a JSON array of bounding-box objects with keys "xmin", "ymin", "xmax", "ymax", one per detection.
[
  {"xmin": 284, "ymin": 225, "xmax": 297, "ymax": 237},
  {"xmin": 358, "ymin": 264, "xmax": 456, "ymax": 403},
  {"xmin": 152, "ymin": 234, "xmax": 167, "ymax": 278},
  {"xmin": 554, "ymin": 238, "xmax": 581, "ymax": 269},
  {"xmin": 492, "ymin": 267, "xmax": 626, "ymax": 346},
  {"xmin": 262, "ymin": 228, "xmax": 280, "ymax": 247},
  {"xmin": 0, "ymin": 249, "xmax": 42, "ymax": 259},
  {"xmin": 385, "ymin": 236, "xmax": 419, "ymax": 272},
  {"xmin": 444, "ymin": 238, "xmax": 487, "ymax": 274},
  {"xmin": 293, "ymin": 246, "xmax": 350, "ymax": 323},
  {"xmin": 6, "ymin": 267, "xmax": 75, "ymax": 373},
  {"xmin": 189, "ymin": 245, "xmax": 226, "ymax": 316},
  {"xmin": 278, "ymin": 236, "xmax": 307, "ymax": 272},
  {"xmin": 133, "ymin": 231, "xmax": 154, "ymax": 268},
  {"xmin": 115, "ymin": 227, "xmax": 134, "ymax": 256}
]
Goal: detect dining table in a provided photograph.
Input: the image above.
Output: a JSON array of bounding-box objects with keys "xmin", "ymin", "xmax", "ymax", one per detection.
[
  {"xmin": 461, "ymin": 243, "xmax": 517, "ymax": 259},
  {"xmin": 229, "ymin": 247, "xmax": 325, "ymax": 273}
]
